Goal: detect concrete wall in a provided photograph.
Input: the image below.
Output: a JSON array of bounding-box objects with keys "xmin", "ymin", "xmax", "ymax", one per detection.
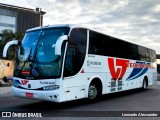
[{"xmin": 0, "ymin": 59, "xmax": 14, "ymax": 79}]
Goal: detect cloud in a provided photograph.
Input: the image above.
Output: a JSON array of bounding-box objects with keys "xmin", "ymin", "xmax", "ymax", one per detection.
[{"xmin": 0, "ymin": 0, "xmax": 160, "ymax": 54}]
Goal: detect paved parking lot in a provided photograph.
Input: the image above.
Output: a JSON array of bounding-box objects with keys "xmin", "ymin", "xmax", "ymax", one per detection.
[{"xmin": 0, "ymin": 81, "xmax": 160, "ymax": 119}]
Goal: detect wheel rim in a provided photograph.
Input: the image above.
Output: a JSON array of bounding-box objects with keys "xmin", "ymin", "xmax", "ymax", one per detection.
[{"xmin": 88, "ymin": 84, "xmax": 98, "ymax": 99}]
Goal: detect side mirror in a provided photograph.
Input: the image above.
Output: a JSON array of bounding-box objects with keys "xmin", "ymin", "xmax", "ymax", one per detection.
[
  {"xmin": 55, "ymin": 35, "xmax": 68, "ymax": 56},
  {"xmin": 3, "ymin": 40, "xmax": 19, "ymax": 58}
]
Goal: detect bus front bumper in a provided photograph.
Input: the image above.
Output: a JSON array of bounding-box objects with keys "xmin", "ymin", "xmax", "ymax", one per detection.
[{"xmin": 11, "ymin": 86, "xmax": 62, "ymax": 103}]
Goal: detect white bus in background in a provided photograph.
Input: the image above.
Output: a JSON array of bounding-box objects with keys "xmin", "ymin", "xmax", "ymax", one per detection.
[{"xmin": 3, "ymin": 24, "xmax": 157, "ymax": 102}]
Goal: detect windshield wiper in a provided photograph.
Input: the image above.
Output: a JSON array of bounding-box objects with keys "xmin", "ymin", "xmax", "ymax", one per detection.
[{"xmin": 19, "ymin": 48, "xmax": 32, "ymax": 75}]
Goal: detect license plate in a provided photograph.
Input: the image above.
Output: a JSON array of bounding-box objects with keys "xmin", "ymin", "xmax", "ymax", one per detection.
[{"xmin": 26, "ymin": 92, "xmax": 33, "ymax": 98}]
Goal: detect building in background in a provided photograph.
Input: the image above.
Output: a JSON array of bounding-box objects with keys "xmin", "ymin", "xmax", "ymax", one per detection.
[{"xmin": 0, "ymin": 3, "xmax": 46, "ymax": 34}]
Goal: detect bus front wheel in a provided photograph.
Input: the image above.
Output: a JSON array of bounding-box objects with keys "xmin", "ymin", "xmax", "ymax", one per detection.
[{"xmin": 88, "ymin": 84, "xmax": 98, "ymax": 100}]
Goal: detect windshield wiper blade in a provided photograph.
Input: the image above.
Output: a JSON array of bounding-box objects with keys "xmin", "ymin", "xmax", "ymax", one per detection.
[{"xmin": 19, "ymin": 48, "xmax": 32, "ymax": 75}]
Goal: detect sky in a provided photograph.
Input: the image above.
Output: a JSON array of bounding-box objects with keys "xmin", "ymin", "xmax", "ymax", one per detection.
[{"xmin": 0, "ymin": 0, "xmax": 160, "ymax": 54}]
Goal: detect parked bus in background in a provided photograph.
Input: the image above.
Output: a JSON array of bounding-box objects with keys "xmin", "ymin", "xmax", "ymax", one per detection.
[
  {"xmin": 3, "ymin": 24, "xmax": 157, "ymax": 102},
  {"xmin": 156, "ymin": 54, "xmax": 160, "ymax": 81},
  {"xmin": 156, "ymin": 54, "xmax": 160, "ymax": 74}
]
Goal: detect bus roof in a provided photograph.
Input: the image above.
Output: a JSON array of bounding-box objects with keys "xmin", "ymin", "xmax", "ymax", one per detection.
[
  {"xmin": 26, "ymin": 24, "xmax": 100, "ymax": 32},
  {"xmin": 26, "ymin": 24, "xmax": 155, "ymax": 52}
]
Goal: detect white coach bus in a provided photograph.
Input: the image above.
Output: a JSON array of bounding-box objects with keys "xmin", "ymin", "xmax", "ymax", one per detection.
[{"xmin": 3, "ymin": 24, "xmax": 157, "ymax": 102}]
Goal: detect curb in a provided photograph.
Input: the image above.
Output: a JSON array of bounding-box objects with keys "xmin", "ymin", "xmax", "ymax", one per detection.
[{"xmin": 0, "ymin": 87, "xmax": 11, "ymax": 95}]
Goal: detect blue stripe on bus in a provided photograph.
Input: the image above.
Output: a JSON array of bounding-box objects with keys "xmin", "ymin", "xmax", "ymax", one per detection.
[
  {"xmin": 126, "ymin": 61, "xmax": 144, "ymax": 80},
  {"xmin": 127, "ymin": 68, "xmax": 148, "ymax": 80},
  {"xmin": 15, "ymin": 80, "xmax": 22, "ymax": 85},
  {"xmin": 126, "ymin": 62, "xmax": 150, "ymax": 80}
]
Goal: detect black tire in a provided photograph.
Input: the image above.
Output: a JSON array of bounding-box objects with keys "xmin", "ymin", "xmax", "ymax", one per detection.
[
  {"xmin": 142, "ymin": 79, "xmax": 147, "ymax": 90},
  {"xmin": 88, "ymin": 84, "xmax": 98, "ymax": 100}
]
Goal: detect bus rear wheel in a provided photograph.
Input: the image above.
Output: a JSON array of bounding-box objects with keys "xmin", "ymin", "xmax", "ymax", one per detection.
[
  {"xmin": 88, "ymin": 84, "xmax": 98, "ymax": 100},
  {"xmin": 142, "ymin": 79, "xmax": 148, "ymax": 90}
]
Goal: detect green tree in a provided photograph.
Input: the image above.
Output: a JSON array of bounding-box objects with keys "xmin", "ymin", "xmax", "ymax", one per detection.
[{"xmin": 0, "ymin": 29, "xmax": 24, "ymax": 60}]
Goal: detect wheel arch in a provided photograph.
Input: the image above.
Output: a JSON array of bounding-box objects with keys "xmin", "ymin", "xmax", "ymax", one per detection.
[{"xmin": 88, "ymin": 76, "xmax": 103, "ymax": 96}]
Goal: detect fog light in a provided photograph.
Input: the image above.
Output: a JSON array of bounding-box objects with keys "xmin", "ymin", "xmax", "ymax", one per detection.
[
  {"xmin": 54, "ymin": 95, "xmax": 57, "ymax": 98},
  {"xmin": 48, "ymin": 96, "xmax": 52, "ymax": 99}
]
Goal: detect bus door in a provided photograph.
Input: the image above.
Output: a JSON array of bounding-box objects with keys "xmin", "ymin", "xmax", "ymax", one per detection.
[{"xmin": 63, "ymin": 45, "xmax": 85, "ymax": 101}]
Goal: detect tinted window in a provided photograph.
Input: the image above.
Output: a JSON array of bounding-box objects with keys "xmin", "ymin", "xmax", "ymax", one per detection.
[
  {"xmin": 64, "ymin": 28, "xmax": 87, "ymax": 77},
  {"xmin": 149, "ymin": 50, "xmax": 156, "ymax": 62},
  {"xmin": 88, "ymin": 30, "xmax": 139, "ymax": 60},
  {"xmin": 69, "ymin": 28, "xmax": 87, "ymax": 55},
  {"xmin": 64, "ymin": 46, "xmax": 78, "ymax": 76},
  {"xmin": 89, "ymin": 31, "xmax": 104, "ymax": 55},
  {"xmin": 127, "ymin": 44, "xmax": 139, "ymax": 60},
  {"xmin": 89, "ymin": 30, "xmax": 156, "ymax": 62},
  {"xmin": 138, "ymin": 46, "xmax": 150, "ymax": 62}
]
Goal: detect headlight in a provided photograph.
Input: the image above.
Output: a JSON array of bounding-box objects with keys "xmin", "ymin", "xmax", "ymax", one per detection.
[{"xmin": 43, "ymin": 85, "xmax": 60, "ymax": 90}]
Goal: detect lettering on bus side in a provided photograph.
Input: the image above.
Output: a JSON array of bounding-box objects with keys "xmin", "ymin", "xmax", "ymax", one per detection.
[
  {"xmin": 87, "ymin": 60, "xmax": 101, "ymax": 66},
  {"xmin": 108, "ymin": 57, "xmax": 154, "ymax": 81}
]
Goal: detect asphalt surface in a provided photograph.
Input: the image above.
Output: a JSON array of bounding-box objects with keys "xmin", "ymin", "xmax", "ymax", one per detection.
[{"xmin": 0, "ymin": 82, "xmax": 160, "ymax": 120}]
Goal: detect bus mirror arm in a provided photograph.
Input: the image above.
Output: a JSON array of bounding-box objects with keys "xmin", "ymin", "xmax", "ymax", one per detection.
[
  {"xmin": 3, "ymin": 40, "xmax": 19, "ymax": 58},
  {"xmin": 0, "ymin": 34, "xmax": 3, "ymax": 41},
  {"xmin": 55, "ymin": 35, "xmax": 68, "ymax": 56}
]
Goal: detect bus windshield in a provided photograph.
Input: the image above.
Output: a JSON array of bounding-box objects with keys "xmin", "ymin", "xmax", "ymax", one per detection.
[{"xmin": 14, "ymin": 27, "xmax": 70, "ymax": 79}]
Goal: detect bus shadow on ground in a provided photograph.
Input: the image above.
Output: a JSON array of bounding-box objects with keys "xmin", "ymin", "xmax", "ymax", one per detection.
[{"xmin": 15, "ymin": 88, "xmax": 152, "ymax": 111}]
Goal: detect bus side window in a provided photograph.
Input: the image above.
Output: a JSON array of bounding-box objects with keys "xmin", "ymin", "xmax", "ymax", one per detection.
[{"xmin": 64, "ymin": 46, "xmax": 77, "ymax": 77}]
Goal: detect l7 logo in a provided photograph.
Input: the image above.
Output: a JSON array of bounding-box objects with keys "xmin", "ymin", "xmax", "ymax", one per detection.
[
  {"xmin": 21, "ymin": 80, "xmax": 29, "ymax": 85},
  {"xmin": 108, "ymin": 58, "xmax": 129, "ymax": 80}
]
